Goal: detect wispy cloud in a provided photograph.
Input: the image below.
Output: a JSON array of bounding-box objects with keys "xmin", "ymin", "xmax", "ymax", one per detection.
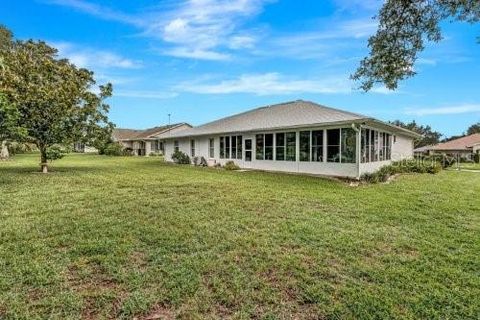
[
  {"xmin": 175, "ymin": 72, "xmax": 393, "ymax": 95},
  {"xmin": 405, "ymin": 104, "xmax": 480, "ymax": 116},
  {"xmin": 42, "ymin": 0, "xmax": 143, "ymax": 26},
  {"xmin": 53, "ymin": 42, "xmax": 142, "ymax": 69}
]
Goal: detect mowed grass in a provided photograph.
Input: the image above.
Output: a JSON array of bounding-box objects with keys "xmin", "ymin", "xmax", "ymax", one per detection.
[{"xmin": 0, "ymin": 154, "xmax": 479, "ymax": 320}]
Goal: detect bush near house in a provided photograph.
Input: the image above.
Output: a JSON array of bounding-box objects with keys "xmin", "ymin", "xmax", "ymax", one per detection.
[
  {"xmin": 474, "ymin": 153, "xmax": 480, "ymax": 164},
  {"xmin": 101, "ymin": 142, "xmax": 128, "ymax": 156},
  {"xmin": 171, "ymin": 150, "xmax": 191, "ymax": 164},
  {"xmin": 361, "ymin": 160, "xmax": 442, "ymax": 183},
  {"xmin": 224, "ymin": 160, "xmax": 240, "ymax": 170}
]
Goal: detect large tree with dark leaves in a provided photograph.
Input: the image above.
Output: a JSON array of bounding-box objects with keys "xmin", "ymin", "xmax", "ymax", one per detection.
[
  {"xmin": 467, "ymin": 122, "xmax": 480, "ymax": 135},
  {"xmin": 390, "ymin": 120, "xmax": 442, "ymax": 148},
  {"xmin": 353, "ymin": 1, "xmax": 480, "ymax": 91},
  {"xmin": 0, "ymin": 26, "xmax": 114, "ymax": 172}
]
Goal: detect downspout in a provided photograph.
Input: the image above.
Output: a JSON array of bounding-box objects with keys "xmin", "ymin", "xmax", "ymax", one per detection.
[{"xmin": 351, "ymin": 123, "xmax": 361, "ymax": 180}]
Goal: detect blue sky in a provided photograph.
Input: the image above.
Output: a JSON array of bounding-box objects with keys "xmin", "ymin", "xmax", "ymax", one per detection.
[{"xmin": 1, "ymin": 0, "xmax": 479, "ymax": 137}]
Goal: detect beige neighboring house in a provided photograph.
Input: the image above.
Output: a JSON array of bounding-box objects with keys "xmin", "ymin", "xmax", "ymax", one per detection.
[
  {"xmin": 416, "ymin": 133, "xmax": 480, "ymax": 160},
  {"xmin": 162, "ymin": 100, "xmax": 420, "ymax": 179},
  {"xmin": 112, "ymin": 123, "xmax": 191, "ymax": 156}
]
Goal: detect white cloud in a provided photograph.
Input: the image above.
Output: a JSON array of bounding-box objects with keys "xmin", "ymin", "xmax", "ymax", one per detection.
[
  {"xmin": 53, "ymin": 42, "xmax": 142, "ymax": 69},
  {"xmin": 175, "ymin": 72, "xmax": 395, "ymax": 96},
  {"xmin": 163, "ymin": 47, "xmax": 231, "ymax": 61},
  {"xmin": 405, "ymin": 104, "xmax": 480, "ymax": 116}
]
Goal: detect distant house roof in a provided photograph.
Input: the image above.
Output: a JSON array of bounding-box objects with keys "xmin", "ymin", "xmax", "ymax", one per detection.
[
  {"xmin": 431, "ymin": 133, "xmax": 480, "ymax": 151},
  {"xmin": 113, "ymin": 123, "xmax": 191, "ymax": 141},
  {"xmin": 166, "ymin": 100, "xmax": 420, "ymax": 139},
  {"xmin": 414, "ymin": 145, "xmax": 435, "ymax": 153}
]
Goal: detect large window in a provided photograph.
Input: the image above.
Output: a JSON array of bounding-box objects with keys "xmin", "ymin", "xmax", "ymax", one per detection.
[
  {"xmin": 341, "ymin": 128, "xmax": 356, "ymax": 163},
  {"xmin": 220, "ymin": 137, "xmax": 225, "ymax": 159},
  {"xmin": 255, "ymin": 134, "xmax": 273, "ymax": 160},
  {"xmin": 327, "ymin": 129, "xmax": 341, "ymax": 162},
  {"xmin": 300, "ymin": 131, "xmax": 310, "ymax": 162},
  {"xmin": 174, "ymin": 140, "xmax": 179, "ymax": 153},
  {"xmin": 286, "ymin": 132, "xmax": 296, "ymax": 161},
  {"xmin": 276, "ymin": 133, "xmax": 285, "ymax": 161},
  {"xmin": 361, "ymin": 128, "xmax": 392, "ymax": 163},
  {"xmin": 256, "ymin": 134, "xmax": 264, "ymax": 160},
  {"xmin": 225, "ymin": 136, "xmax": 231, "ymax": 159},
  {"xmin": 190, "ymin": 140, "xmax": 195, "ymax": 157},
  {"xmin": 220, "ymin": 135, "xmax": 242, "ymax": 159},
  {"xmin": 236, "ymin": 136, "xmax": 243, "ymax": 159},
  {"xmin": 311, "ymin": 130, "xmax": 323, "ymax": 162},
  {"xmin": 265, "ymin": 134, "xmax": 273, "ymax": 160},
  {"xmin": 209, "ymin": 138, "xmax": 214, "ymax": 158}
]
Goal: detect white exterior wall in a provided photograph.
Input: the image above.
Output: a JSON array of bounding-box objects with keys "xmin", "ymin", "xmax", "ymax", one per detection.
[
  {"xmin": 359, "ymin": 133, "xmax": 414, "ymax": 175},
  {"xmin": 164, "ymin": 126, "xmax": 415, "ymax": 178}
]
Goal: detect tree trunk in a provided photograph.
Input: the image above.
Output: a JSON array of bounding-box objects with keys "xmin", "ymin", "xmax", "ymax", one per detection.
[
  {"xmin": 39, "ymin": 145, "xmax": 48, "ymax": 173},
  {"xmin": 0, "ymin": 140, "xmax": 9, "ymax": 160}
]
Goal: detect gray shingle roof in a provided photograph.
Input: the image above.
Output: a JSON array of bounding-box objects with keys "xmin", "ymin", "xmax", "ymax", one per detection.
[
  {"xmin": 113, "ymin": 123, "xmax": 190, "ymax": 141},
  {"xmin": 168, "ymin": 100, "xmax": 369, "ymax": 138}
]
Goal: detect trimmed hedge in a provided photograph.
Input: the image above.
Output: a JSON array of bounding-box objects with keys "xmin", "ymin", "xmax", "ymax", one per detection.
[{"xmin": 224, "ymin": 161, "xmax": 240, "ymax": 171}]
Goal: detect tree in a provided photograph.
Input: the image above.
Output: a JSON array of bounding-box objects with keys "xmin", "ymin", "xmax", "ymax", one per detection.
[
  {"xmin": 467, "ymin": 122, "xmax": 480, "ymax": 135},
  {"xmin": 390, "ymin": 120, "xmax": 442, "ymax": 148},
  {"xmin": 353, "ymin": 1, "xmax": 480, "ymax": 91},
  {"xmin": 0, "ymin": 26, "xmax": 114, "ymax": 172},
  {"xmin": 0, "ymin": 94, "xmax": 25, "ymax": 159}
]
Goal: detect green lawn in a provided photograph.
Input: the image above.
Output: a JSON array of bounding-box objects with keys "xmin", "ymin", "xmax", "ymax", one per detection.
[
  {"xmin": 1, "ymin": 154, "xmax": 479, "ymax": 319},
  {"xmin": 459, "ymin": 162, "xmax": 480, "ymax": 171}
]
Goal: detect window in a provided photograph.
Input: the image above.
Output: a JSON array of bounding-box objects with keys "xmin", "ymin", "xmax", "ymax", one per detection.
[
  {"xmin": 327, "ymin": 129, "xmax": 340, "ymax": 162},
  {"xmin": 341, "ymin": 128, "xmax": 356, "ymax": 163},
  {"xmin": 225, "ymin": 136, "xmax": 231, "ymax": 159},
  {"xmin": 311, "ymin": 130, "xmax": 323, "ymax": 162},
  {"xmin": 361, "ymin": 129, "xmax": 392, "ymax": 163},
  {"xmin": 190, "ymin": 140, "xmax": 195, "ymax": 157},
  {"xmin": 174, "ymin": 140, "xmax": 179, "ymax": 153},
  {"xmin": 265, "ymin": 134, "xmax": 273, "ymax": 160},
  {"xmin": 220, "ymin": 137, "xmax": 225, "ymax": 159},
  {"xmin": 159, "ymin": 141, "xmax": 164, "ymax": 153},
  {"xmin": 230, "ymin": 136, "xmax": 236, "ymax": 159},
  {"xmin": 256, "ymin": 134, "xmax": 264, "ymax": 160},
  {"xmin": 209, "ymin": 138, "xmax": 214, "ymax": 158},
  {"xmin": 300, "ymin": 131, "xmax": 310, "ymax": 161},
  {"xmin": 245, "ymin": 139, "xmax": 252, "ymax": 161},
  {"xmin": 236, "ymin": 136, "xmax": 243, "ymax": 159},
  {"xmin": 276, "ymin": 133, "xmax": 285, "ymax": 161},
  {"xmin": 286, "ymin": 132, "xmax": 296, "ymax": 161}
]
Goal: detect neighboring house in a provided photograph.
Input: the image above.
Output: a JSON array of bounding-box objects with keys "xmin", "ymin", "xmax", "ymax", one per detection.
[
  {"xmin": 73, "ymin": 143, "xmax": 98, "ymax": 153},
  {"xmin": 112, "ymin": 123, "xmax": 191, "ymax": 156},
  {"xmin": 413, "ymin": 145, "xmax": 435, "ymax": 156},
  {"xmin": 420, "ymin": 133, "xmax": 480, "ymax": 160},
  {"xmin": 163, "ymin": 100, "xmax": 420, "ymax": 178}
]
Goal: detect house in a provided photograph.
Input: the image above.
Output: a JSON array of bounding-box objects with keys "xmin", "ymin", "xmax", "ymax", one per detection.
[
  {"xmin": 112, "ymin": 123, "xmax": 191, "ymax": 156},
  {"xmin": 162, "ymin": 100, "xmax": 420, "ymax": 178},
  {"xmin": 413, "ymin": 145, "xmax": 435, "ymax": 156},
  {"xmin": 419, "ymin": 133, "xmax": 480, "ymax": 160}
]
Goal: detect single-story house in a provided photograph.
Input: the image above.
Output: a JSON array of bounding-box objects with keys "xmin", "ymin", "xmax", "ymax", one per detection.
[
  {"xmin": 162, "ymin": 100, "xmax": 420, "ymax": 179},
  {"xmin": 413, "ymin": 145, "xmax": 435, "ymax": 156},
  {"xmin": 113, "ymin": 123, "xmax": 191, "ymax": 156},
  {"xmin": 420, "ymin": 133, "xmax": 480, "ymax": 160}
]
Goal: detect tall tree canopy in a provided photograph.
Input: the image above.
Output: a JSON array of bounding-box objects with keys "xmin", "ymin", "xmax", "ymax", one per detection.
[
  {"xmin": 390, "ymin": 120, "xmax": 442, "ymax": 148},
  {"xmin": 467, "ymin": 122, "xmax": 480, "ymax": 135},
  {"xmin": 353, "ymin": 0, "xmax": 480, "ymax": 91},
  {"xmin": 0, "ymin": 26, "xmax": 114, "ymax": 172}
]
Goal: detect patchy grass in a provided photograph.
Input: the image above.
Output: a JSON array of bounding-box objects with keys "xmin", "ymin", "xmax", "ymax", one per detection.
[{"xmin": 1, "ymin": 154, "xmax": 479, "ymax": 319}]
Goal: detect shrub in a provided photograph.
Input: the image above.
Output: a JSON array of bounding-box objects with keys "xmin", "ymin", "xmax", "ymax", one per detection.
[
  {"xmin": 171, "ymin": 151, "xmax": 190, "ymax": 164},
  {"xmin": 361, "ymin": 159, "xmax": 442, "ymax": 184},
  {"xmin": 224, "ymin": 161, "xmax": 240, "ymax": 171},
  {"xmin": 474, "ymin": 153, "xmax": 480, "ymax": 164},
  {"xmin": 102, "ymin": 142, "xmax": 125, "ymax": 156},
  {"xmin": 193, "ymin": 156, "xmax": 208, "ymax": 167},
  {"xmin": 45, "ymin": 146, "xmax": 65, "ymax": 162}
]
